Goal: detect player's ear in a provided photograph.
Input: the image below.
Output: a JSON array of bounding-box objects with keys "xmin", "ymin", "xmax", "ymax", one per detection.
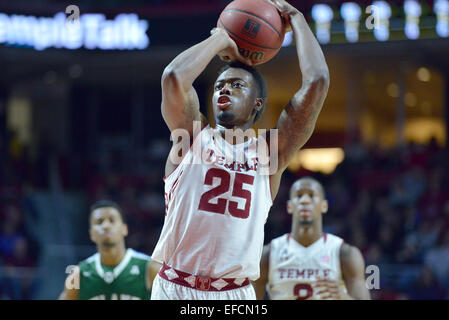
[
  {"xmin": 254, "ymin": 98, "xmax": 263, "ymax": 113},
  {"xmin": 321, "ymin": 200, "xmax": 328, "ymax": 214},
  {"xmin": 251, "ymin": 98, "xmax": 263, "ymax": 117},
  {"xmin": 122, "ymin": 224, "xmax": 128, "ymax": 237},
  {"xmin": 287, "ymin": 200, "xmax": 293, "ymax": 215},
  {"xmin": 89, "ymin": 226, "xmax": 95, "ymax": 242}
]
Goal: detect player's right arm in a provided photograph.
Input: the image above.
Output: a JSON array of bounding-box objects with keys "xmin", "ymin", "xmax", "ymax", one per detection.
[
  {"xmin": 266, "ymin": 0, "xmax": 330, "ymax": 199},
  {"xmin": 161, "ymin": 28, "xmax": 250, "ymax": 135},
  {"xmin": 252, "ymin": 245, "xmax": 270, "ymax": 300},
  {"xmin": 58, "ymin": 267, "xmax": 80, "ymax": 300},
  {"xmin": 339, "ymin": 243, "xmax": 371, "ymax": 300}
]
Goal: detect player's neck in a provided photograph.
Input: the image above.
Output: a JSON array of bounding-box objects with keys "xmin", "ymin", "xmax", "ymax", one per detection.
[
  {"xmin": 99, "ymin": 243, "xmax": 127, "ymax": 267},
  {"xmin": 292, "ymin": 224, "xmax": 323, "ymax": 247},
  {"xmin": 215, "ymin": 123, "xmax": 254, "ymax": 145}
]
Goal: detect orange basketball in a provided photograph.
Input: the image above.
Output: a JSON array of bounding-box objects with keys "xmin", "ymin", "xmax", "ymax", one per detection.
[{"xmin": 217, "ymin": 0, "xmax": 286, "ymax": 65}]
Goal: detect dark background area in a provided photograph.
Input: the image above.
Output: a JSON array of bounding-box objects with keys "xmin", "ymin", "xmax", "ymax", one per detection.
[{"xmin": 0, "ymin": 0, "xmax": 448, "ymax": 300}]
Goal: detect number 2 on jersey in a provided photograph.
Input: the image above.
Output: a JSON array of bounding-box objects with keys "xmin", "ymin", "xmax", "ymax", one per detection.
[{"xmin": 198, "ymin": 168, "xmax": 254, "ymax": 219}]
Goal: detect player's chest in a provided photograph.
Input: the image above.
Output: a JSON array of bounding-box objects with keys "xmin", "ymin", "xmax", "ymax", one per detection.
[{"xmin": 271, "ymin": 251, "xmax": 339, "ymax": 282}]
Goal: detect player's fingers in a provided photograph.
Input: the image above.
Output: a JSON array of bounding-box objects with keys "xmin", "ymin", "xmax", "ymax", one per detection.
[
  {"xmin": 264, "ymin": 0, "xmax": 285, "ymax": 13},
  {"xmin": 262, "ymin": 0, "xmax": 277, "ymax": 8},
  {"xmin": 312, "ymin": 284, "xmax": 337, "ymax": 291},
  {"xmin": 313, "ymin": 288, "xmax": 329, "ymax": 295},
  {"xmin": 313, "ymin": 287, "xmax": 338, "ymax": 296},
  {"xmin": 211, "ymin": 27, "xmax": 225, "ymax": 36},
  {"xmin": 233, "ymin": 52, "xmax": 253, "ymax": 66},
  {"xmin": 314, "ymin": 292, "xmax": 333, "ymax": 300},
  {"xmin": 312, "ymin": 282, "xmax": 332, "ymax": 289},
  {"xmin": 313, "ymin": 283, "xmax": 337, "ymax": 288},
  {"xmin": 219, "ymin": 54, "xmax": 232, "ymax": 63}
]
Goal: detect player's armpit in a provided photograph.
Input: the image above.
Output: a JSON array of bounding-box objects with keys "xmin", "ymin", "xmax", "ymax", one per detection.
[{"xmin": 340, "ymin": 244, "xmax": 371, "ymax": 300}]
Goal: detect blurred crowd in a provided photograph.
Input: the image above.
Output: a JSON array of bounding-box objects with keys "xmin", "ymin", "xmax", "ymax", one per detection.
[
  {"xmin": 1, "ymin": 126, "xmax": 449, "ymax": 299},
  {"xmin": 0, "ymin": 130, "xmax": 41, "ymax": 300}
]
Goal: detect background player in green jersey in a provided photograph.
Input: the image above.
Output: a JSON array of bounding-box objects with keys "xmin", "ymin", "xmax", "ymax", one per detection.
[{"xmin": 59, "ymin": 200, "xmax": 152, "ymax": 300}]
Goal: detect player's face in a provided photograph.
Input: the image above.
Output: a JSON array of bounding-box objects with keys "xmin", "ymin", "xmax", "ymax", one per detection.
[
  {"xmin": 212, "ymin": 68, "xmax": 260, "ymax": 127},
  {"xmin": 89, "ymin": 207, "xmax": 128, "ymax": 249},
  {"xmin": 287, "ymin": 180, "xmax": 328, "ymax": 225}
]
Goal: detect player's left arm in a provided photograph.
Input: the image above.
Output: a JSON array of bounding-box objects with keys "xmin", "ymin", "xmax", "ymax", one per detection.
[
  {"xmin": 267, "ymin": 0, "xmax": 330, "ymax": 197},
  {"xmin": 339, "ymin": 243, "xmax": 371, "ymax": 300}
]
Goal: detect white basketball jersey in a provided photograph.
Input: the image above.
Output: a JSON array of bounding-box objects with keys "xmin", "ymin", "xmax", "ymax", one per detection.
[
  {"xmin": 268, "ymin": 233, "xmax": 347, "ymax": 300},
  {"xmin": 152, "ymin": 126, "xmax": 273, "ymax": 280}
]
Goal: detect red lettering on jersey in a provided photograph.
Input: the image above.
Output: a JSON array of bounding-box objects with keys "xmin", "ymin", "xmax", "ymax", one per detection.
[
  {"xmin": 205, "ymin": 149, "xmax": 215, "ymax": 163},
  {"xmin": 201, "ymin": 150, "xmax": 260, "ymax": 173},
  {"xmin": 279, "ymin": 268, "xmax": 334, "ymax": 280},
  {"xmin": 237, "ymin": 163, "xmax": 246, "ymax": 172},
  {"xmin": 251, "ymin": 158, "xmax": 258, "ymax": 171},
  {"xmin": 217, "ymin": 156, "xmax": 225, "ymax": 165},
  {"xmin": 288, "ymin": 269, "xmax": 295, "ymax": 279},
  {"xmin": 296, "ymin": 269, "xmax": 305, "ymax": 279},
  {"xmin": 305, "ymin": 270, "xmax": 312, "ymax": 279},
  {"xmin": 223, "ymin": 162, "xmax": 235, "ymax": 171},
  {"xmin": 279, "ymin": 269, "xmax": 287, "ymax": 279}
]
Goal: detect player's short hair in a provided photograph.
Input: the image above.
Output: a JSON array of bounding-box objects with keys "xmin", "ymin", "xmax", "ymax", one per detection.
[
  {"xmin": 219, "ymin": 61, "xmax": 267, "ymax": 123},
  {"xmin": 290, "ymin": 177, "xmax": 326, "ymax": 200},
  {"xmin": 89, "ymin": 200, "xmax": 126, "ymax": 224}
]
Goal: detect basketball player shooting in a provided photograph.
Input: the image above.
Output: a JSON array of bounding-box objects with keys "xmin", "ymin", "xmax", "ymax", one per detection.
[
  {"xmin": 151, "ymin": 0, "xmax": 330, "ymax": 300},
  {"xmin": 253, "ymin": 178, "xmax": 371, "ymax": 300}
]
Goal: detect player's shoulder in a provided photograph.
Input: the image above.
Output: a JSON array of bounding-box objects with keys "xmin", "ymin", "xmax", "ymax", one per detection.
[
  {"xmin": 324, "ymin": 233, "xmax": 344, "ymax": 244},
  {"xmin": 78, "ymin": 252, "xmax": 99, "ymax": 270},
  {"xmin": 129, "ymin": 249, "xmax": 151, "ymax": 262},
  {"xmin": 268, "ymin": 233, "xmax": 290, "ymax": 250},
  {"xmin": 339, "ymin": 241, "xmax": 362, "ymax": 258}
]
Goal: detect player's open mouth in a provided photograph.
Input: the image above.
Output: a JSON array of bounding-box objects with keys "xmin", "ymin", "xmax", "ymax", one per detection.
[
  {"xmin": 299, "ymin": 209, "xmax": 312, "ymax": 216},
  {"xmin": 217, "ymin": 95, "xmax": 231, "ymax": 110}
]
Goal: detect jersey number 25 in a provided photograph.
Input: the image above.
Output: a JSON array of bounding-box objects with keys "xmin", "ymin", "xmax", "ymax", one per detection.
[{"xmin": 198, "ymin": 168, "xmax": 254, "ymax": 219}]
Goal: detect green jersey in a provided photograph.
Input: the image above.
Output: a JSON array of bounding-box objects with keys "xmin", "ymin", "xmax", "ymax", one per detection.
[{"xmin": 78, "ymin": 248, "xmax": 151, "ymax": 300}]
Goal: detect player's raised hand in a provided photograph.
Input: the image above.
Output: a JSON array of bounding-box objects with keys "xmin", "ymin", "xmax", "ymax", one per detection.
[
  {"xmin": 210, "ymin": 28, "xmax": 252, "ymax": 66},
  {"xmin": 263, "ymin": 0, "xmax": 302, "ymax": 32}
]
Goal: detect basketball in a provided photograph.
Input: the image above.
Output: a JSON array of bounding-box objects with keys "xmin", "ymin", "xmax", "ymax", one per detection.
[{"xmin": 217, "ymin": 0, "xmax": 286, "ymax": 65}]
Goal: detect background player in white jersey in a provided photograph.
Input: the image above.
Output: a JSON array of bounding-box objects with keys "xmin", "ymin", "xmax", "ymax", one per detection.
[
  {"xmin": 253, "ymin": 177, "xmax": 371, "ymax": 300},
  {"xmin": 59, "ymin": 200, "xmax": 152, "ymax": 300},
  {"xmin": 151, "ymin": 0, "xmax": 329, "ymax": 300}
]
